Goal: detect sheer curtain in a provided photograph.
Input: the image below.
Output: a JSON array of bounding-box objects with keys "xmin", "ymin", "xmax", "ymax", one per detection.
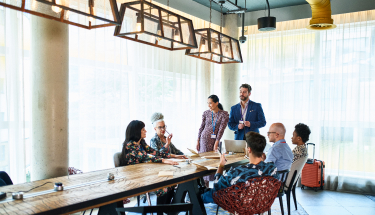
[
  {"xmin": 242, "ymin": 10, "xmax": 375, "ymax": 194},
  {"xmin": 69, "ymin": 2, "xmax": 222, "ymax": 172},
  {"xmin": 0, "ymin": 8, "xmax": 31, "ymax": 184}
]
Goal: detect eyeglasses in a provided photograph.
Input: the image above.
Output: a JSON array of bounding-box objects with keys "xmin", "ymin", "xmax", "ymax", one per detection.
[
  {"xmin": 267, "ymin": 132, "xmax": 276, "ymax": 135},
  {"xmin": 157, "ymin": 125, "xmax": 167, "ymax": 130}
]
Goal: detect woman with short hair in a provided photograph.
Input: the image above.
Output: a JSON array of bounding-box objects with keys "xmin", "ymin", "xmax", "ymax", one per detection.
[{"xmin": 150, "ymin": 112, "xmax": 186, "ymax": 158}]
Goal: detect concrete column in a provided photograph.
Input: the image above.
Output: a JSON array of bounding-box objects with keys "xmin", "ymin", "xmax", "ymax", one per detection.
[
  {"xmin": 221, "ymin": 14, "xmax": 241, "ymax": 140},
  {"xmin": 31, "ymin": 16, "xmax": 69, "ymax": 181}
]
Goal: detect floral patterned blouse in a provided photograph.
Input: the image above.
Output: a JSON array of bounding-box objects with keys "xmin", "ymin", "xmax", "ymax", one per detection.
[
  {"xmin": 122, "ymin": 141, "xmax": 170, "ymax": 165},
  {"xmin": 121, "ymin": 140, "xmax": 172, "ymax": 197}
]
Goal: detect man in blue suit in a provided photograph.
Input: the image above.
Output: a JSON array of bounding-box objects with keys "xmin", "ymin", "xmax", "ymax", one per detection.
[{"xmin": 228, "ymin": 84, "xmax": 266, "ymax": 140}]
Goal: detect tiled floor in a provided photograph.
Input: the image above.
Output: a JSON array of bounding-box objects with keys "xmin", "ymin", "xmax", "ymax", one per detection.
[{"xmin": 295, "ymin": 188, "xmax": 375, "ymax": 215}]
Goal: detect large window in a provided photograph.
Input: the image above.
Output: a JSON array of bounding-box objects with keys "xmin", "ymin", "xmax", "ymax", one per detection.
[{"xmin": 242, "ymin": 11, "xmax": 375, "ymax": 193}]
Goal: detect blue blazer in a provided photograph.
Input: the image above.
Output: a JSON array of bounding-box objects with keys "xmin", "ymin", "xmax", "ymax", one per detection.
[{"xmin": 228, "ymin": 100, "xmax": 266, "ymax": 140}]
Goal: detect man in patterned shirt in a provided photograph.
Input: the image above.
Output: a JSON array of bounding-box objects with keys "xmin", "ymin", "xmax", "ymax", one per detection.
[
  {"xmin": 291, "ymin": 123, "xmax": 311, "ymax": 162},
  {"xmin": 201, "ymin": 131, "xmax": 278, "ymax": 203}
]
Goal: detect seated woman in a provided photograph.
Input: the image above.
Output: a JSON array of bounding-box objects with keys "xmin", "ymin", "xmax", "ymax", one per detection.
[
  {"xmin": 119, "ymin": 120, "xmax": 179, "ymax": 211},
  {"xmin": 150, "ymin": 112, "xmax": 186, "ymax": 157}
]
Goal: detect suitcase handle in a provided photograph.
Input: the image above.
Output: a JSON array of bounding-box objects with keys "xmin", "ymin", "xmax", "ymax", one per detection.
[{"xmin": 307, "ymin": 143, "xmax": 315, "ymax": 160}]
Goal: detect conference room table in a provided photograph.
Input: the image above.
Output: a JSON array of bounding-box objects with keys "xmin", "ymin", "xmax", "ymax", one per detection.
[{"xmin": 0, "ymin": 152, "xmax": 248, "ymax": 215}]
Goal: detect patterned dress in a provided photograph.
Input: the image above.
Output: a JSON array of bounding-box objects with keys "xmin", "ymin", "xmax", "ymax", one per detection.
[
  {"xmin": 197, "ymin": 110, "xmax": 229, "ymax": 181},
  {"xmin": 292, "ymin": 144, "xmax": 308, "ymax": 163},
  {"xmin": 121, "ymin": 141, "xmax": 172, "ymax": 197},
  {"xmin": 150, "ymin": 134, "xmax": 184, "ymax": 155}
]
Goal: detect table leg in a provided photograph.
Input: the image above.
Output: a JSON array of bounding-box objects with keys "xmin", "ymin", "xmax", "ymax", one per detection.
[
  {"xmin": 172, "ymin": 179, "xmax": 207, "ymax": 215},
  {"xmin": 98, "ymin": 201, "xmax": 124, "ymax": 215}
]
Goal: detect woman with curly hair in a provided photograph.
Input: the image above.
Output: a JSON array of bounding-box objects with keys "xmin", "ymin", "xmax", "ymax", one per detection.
[{"xmin": 291, "ymin": 123, "xmax": 311, "ymax": 162}]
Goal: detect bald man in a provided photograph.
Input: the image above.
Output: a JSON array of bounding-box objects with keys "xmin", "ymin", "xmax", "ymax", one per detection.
[{"xmin": 264, "ymin": 123, "xmax": 293, "ymax": 171}]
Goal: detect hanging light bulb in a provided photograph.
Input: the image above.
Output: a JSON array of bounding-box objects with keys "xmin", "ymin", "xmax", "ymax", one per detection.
[
  {"xmin": 199, "ymin": 38, "xmax": 206, "ymax": 52},
  {"xmin": 52, "ymin": 0, "xmax": 62, "ymax": 13},
  {"xmin": 136, "ymin": 13, "xmax": 142, "ymax": 32},
  {"xmin": 65, "ymin": 10, "xmax": 70, "ymax": 19},
  {"xmin": 173, "ymin": 29, "xmax": 180, "ymax": 41},
  {"xmin": 213, "ymin": 42, "xmax": 219, "ymax": 53},
  {"xmin": 156, "ymin": 24, "xmax": 162, "ymax": 41}
]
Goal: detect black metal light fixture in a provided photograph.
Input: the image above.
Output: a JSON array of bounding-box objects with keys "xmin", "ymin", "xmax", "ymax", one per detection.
[
  {"xmin": 257, "ymin": 0, "xmax": 276, "ymax": 31},
  {"xmin": 185, "ymin": 0, "xmax": 243, "ymax": 64},
  {"xmin": 114, "ymin": 0, "xmax": 197, "ymax": 51},
  {"xmin": 0, "ymin": 0, "xmax": 121, "ymax": 29}
]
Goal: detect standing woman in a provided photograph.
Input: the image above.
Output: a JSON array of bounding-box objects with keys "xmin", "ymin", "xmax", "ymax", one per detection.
[{"xmin": 197, "ymin": 95, "xmax": 229, "ymax": 186}]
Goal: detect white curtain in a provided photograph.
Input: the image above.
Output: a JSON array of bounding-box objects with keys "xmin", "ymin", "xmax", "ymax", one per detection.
[
  {"xmin": 242, "ymin": 10, "xmax": 375, "ymax": 194},
  {"xmin": 0, "ymin": 8, "xmax": 31, "ymax": 184},
  {"xmin": 69, "ymin": 4, "xmax": 222, "ymax": 172}
]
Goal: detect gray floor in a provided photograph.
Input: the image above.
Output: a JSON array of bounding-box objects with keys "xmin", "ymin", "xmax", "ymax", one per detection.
[{"xmin": 295, "ymin": 188, "xmax": 375, "ymax": 215}]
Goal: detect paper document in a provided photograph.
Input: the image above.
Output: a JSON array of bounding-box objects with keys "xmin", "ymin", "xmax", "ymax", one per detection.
[
  {"xmin": 187, "ymin": 148, "xmax": 200, "ymax": 157},
  {"xmin": 192, "ymin": 162, "xmax": 218, "ymax": 170}
]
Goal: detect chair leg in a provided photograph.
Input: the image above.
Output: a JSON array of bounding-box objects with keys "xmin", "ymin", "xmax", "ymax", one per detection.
[
  {"xmin": 137, "ymin": 195, "xmax": 140, "ymax": 207},
  {"xmin": 286, "ymin": 192, "xmax": 291, "ymax": 215},
  {"xmin": 279, "ymin": 196, "xmax": 284, "ymax": 215},
  {"xmin": 268, "ymin": 209, "xmax": 271, "ymax": 215},
  {"xmin": 292, "ymin": 185, "xmax": 297, "ymax": 210},
  {"xmin": 216, "ymin": 205, "xmax": 219, "ymax": 215},
  {"xmin": 146, "ymin": 193, "xmax": 152, "ymax": 206}
]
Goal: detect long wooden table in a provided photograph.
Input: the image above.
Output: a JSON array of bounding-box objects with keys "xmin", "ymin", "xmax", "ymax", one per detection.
[{"xmin": 0, "ymin": 152, "xmax": 248, "ymax": 215}]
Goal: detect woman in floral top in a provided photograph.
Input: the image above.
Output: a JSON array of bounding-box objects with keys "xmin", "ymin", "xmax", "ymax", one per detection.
[{"xmin": 119, "ymin": 120, "xmax": 179, "ymax": 209}]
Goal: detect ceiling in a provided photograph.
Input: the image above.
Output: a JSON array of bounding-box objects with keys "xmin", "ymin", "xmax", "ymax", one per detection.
[{"xmin": 192, "ymin": 0, "xmax": 309, "ymax": 13}]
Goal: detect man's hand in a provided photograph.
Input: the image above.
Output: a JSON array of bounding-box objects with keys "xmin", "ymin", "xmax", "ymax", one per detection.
[
  {"xmin": 238, "ymin": 124, "xmax": 245, "ymax": 130},
  {"xmin": 219, "ymin": 153, "xmax": 227, "ymax": 167},
  {"xmin": 244, "ymin": 121, "xmax": 251, "ymax": 127}
]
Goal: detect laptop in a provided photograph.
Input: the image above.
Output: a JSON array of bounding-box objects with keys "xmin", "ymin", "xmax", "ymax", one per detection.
[{"xmin": 224, "ymin": 140, "xmax": 247, "ymax": 153}]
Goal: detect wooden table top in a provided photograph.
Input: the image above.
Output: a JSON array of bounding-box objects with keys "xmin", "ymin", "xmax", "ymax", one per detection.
[{"xmin": 0, "ymin": 152, "xmax": 248, "ymax": 215}]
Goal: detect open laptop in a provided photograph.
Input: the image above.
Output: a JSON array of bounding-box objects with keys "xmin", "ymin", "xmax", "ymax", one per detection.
[{"xmin": 224, "ymin": 140, "xmax": 247, "ymax": 153}]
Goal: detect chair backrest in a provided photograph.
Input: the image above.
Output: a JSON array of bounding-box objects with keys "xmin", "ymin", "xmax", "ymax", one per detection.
[
  {"xmin": 284, "ymin": 156, "xmax": 308, "ymax": 191},
  {"xmin": 113, "ymin": 152, "xmax": 122, "ymax": 167},
  {"xmin": 213, "ymin": 176, "xmax": 282, "ymax": 215}
]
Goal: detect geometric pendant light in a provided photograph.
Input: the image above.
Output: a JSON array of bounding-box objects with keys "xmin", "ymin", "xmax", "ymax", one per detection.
[
  {"xmin": 0, "ymin": 0, "xmax": 121, "ymax": 29},
  {"xmin": 114, "ymin": 0, "xmax": 198, "ymax": 51},
  {"xmin": 185, "ymin": 0, "xmax": 243, "ymax": 64}
]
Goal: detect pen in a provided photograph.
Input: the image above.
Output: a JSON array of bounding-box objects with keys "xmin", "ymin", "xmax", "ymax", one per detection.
[
  {"xmin": 173, "ymin": 165, "xmax": 180, "ymax": 168},
  {"xmin": 165, "ymin": 130, "xmax": 170, "ymax": 135}
]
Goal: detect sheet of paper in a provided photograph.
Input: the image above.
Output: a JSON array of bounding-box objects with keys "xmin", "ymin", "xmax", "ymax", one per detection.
[
  {"xmin": 187, "ymin": 148, "xmax": 199, "ymax": 155},
  {"xmin": 168, "ymin": 159, "xmax": 191, "ymax": 162},
  {"xmin": 192, "ymin": 162, "xmax": 218, "ymax": 170},
  {"xmin": 158, "ymin": 171, "xmax": 174, "ymax": 177},
  {"xmin": 201, "ymin": 156, "xmax": 220, "ymax": 159}
]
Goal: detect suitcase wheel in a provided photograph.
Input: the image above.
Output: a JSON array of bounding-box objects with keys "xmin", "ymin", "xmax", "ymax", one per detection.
[
  {"xmin": 301, "ymin": 185, "xmax": 305, "ymax": 190},
  {"xmin": 314, "ymin": 188, "xmax": 318, "ymax": 192}
]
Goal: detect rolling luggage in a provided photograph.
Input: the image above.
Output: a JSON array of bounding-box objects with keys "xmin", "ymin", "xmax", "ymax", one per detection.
[{"xmin": 301, "ymin": 143, "xmax": 325, "ymax": 192}]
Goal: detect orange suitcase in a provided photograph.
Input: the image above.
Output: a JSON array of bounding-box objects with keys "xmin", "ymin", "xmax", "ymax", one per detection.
[{"xmin": 301, "ymin": 143, "xmax": 325, "ymax": 192}]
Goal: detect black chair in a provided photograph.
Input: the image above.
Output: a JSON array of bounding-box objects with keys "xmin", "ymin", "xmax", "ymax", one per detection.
[
  {"xmin": 116, "ymin": 203, "xmax": 193, "ymax": 215},
  {"xmin": 275, "ymin": 169, "xmax": 290, "ymax": 215}
]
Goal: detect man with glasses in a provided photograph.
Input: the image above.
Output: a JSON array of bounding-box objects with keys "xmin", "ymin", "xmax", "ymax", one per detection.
[
  {"xmin": 264, "ymin": 123, "xmax": 293, "ymax": 171},
  {"xmin": 228, "ymin": 84, "xmax": 266, "ymax": 140}
]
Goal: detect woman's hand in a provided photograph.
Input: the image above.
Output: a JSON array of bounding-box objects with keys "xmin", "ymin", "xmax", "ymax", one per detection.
[
  {"xmin": 162, "ymin": 159, "xmax": 179, "ymax": 165},
  {"xmin": 196, "ymin": 140, "xmax": 200, "ymax": 152},
  {"xmin": 166, "ymin": 134, "xmax": 173, "ymax": 144},
  {"xmin": 174, "ymin": 155, "xmax": 188, "ymax": 159},
  {"xmin": 214, "ymin": 141, "xmax": 219, "ymax": 152}
]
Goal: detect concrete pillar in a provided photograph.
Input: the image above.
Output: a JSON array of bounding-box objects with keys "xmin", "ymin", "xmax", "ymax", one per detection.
[
  {"xmin": 221, "ymin": 14, "xmax": 241, "ymax": 140},
  {"xmin": 31, "ymin": 16, "xmax": 69, "ymax": 181}
]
